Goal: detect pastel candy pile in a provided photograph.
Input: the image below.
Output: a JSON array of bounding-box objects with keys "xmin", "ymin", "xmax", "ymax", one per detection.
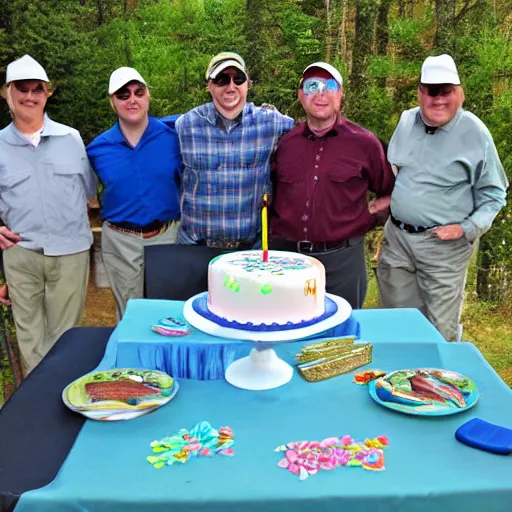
[
  {"xmin": 147, "ymin": 421, "xmax": 234, "ymax": 468},
  {"xmin": 275, "ymin": 435, "xmax": 389, "ymax": 480}
]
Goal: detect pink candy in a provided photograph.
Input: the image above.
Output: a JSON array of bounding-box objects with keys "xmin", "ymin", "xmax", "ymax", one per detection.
[{"xmin": 275, "ymin": 435, "xmax": 389, "ymax": 480}]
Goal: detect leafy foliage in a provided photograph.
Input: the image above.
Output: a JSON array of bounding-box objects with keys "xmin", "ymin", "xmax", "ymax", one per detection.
[{"xmin": 0, "ymin": 0, "xmax": 510, "ymax": 299}]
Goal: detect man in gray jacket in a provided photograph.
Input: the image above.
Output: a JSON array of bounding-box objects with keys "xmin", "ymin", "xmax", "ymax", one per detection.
[
  {"xmin": 0, "ymin": 55, "xmax": 96, "ymax": 373},
  {"xmin": 377, "ymin": 54, "xmax": 508, "ymax": 341}
]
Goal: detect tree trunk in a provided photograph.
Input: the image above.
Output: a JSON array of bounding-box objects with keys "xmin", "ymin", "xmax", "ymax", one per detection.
[
  {"xmin": 376, "ymin": 0, "xmax": 392, "ymax": 88},
  {"xmin": 325, "ymin": 0, "xmax": 343, "ymax": 62},
  {"xmin": 377, "ymin": 0, "xmax": 392, "ymax": 56},
  {"xmin": 339, "ymin": 2, "xmax": 348, "ymax": 62},
  {"xmin": 348, "ymin": 0, "xmax": 378, "ymax": 121},
  {"xmin": 95, "ymin": 0, "xmax": 104, "ymax": 26},
  {"xmin": 435, "ymin": 0, "xmax": 456, "ymax": 51},
  {"xmin": 246, "ymin": 0, "xmax": 264, "ymax": 84}
]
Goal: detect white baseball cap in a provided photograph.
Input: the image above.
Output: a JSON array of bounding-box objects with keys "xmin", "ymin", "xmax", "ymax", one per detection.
[
  {"xmin": 206, "ymin": 52, "xmax": 248, "ymax": 80},
  {"xmin": 420, "ymin": 54, "xmax": 460, "ymax": 85},
  {"xmin": 301, "ymin": 62, "xmax": 343, "ymax": 86},
  {"xmin": 108, "ymin": 67, "xmax": 147, "ymax": 95},
  {"xmin": 6, "ymin": 55, "xmax": 49, "ymax": 84}
]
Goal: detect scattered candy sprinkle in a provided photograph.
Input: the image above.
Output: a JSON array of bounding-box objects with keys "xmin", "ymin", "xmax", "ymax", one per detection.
[
  {"xmin": 275, "ymin": 435, "xmax": 388, "ymax": 479},
  {"xmin": 147, "ymin": 421, "xmax": 234, "ymax": 468}
]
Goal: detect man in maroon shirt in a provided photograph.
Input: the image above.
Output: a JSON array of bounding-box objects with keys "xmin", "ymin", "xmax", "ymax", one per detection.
[{"xmin": 270, "ymin": 62, "xmax": 395, "ymax": 308}]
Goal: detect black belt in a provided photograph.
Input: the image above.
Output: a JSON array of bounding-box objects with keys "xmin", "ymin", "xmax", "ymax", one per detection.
[
  {"xmin": 271, "ymin": 238, "xmax": 362, "ymax": 254},
  {"xmin": 107, "ymin": 219, "xmax": 172, "ymax": 234},
  {"xmin": 390, "ymin": 214, "xmax": 435, "ymax": 234}
]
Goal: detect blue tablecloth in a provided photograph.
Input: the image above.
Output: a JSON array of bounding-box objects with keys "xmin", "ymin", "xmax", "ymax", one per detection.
[
  {"xmin": 15, "ymin": 308, "xmax": 512, "ymax": 512},
  {"xmin": 104, "ymin": 299, "xmax": 361, "ymax": 379}
]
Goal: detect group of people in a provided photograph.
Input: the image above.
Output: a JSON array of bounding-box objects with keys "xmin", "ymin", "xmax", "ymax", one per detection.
[{"xmin": 0, "ymin": 50, "xmax": 508, "ymax": 384}]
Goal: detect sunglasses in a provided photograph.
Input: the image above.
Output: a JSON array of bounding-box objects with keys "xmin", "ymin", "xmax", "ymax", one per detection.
[
  {"xmin": 13, "ymin": 82, "xmax": 46, "ymax": 95},
  {"xmin": 419, "ymin": 84, "xmax": 456, "ymax": 97},
  {"xmin": 211, "ymin": 72, "xmax": 247, "ymax": 87},
  {"xmin": 301, "ymin": 77, "xmax": 340, "ymax": 95},
  {"xmin": 114, "ymin": 86, "xmax": 147, "ymax": 101}
]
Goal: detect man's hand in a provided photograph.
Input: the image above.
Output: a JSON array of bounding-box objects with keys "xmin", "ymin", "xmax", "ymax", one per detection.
[
  {"xmin": 0, "ymin": 284, "xmax": 10, "ymax": 305},
  {"xmin": 368, "ymin": 195, "xmax": 391, "ymax": 215},
  {"xmin": 0, "ymin": 226, "xmax": 21, "ymax": 250},
  {"xmin": 432, "ymin": 224, "xmax": 464, "ymax": 240},
  {"xmin": 369, "ymin": 195, "xmax": 391, "ymax": 225}
]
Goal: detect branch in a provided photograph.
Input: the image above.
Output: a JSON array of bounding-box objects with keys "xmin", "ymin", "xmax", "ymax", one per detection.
[{"xmin": 454, "ymin": 0, "xmax": 485, "ymax": 24}]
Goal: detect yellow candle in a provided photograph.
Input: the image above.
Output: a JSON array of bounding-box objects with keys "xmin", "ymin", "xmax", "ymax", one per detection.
[{"xmin": 262, "ymin": 194, "xmax": 269, "ymax": 256}]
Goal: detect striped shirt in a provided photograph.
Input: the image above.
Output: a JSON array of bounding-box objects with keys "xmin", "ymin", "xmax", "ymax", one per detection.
[{"xmin": 176, "ymin": 102, "xmax": 294, "ymax": 243}]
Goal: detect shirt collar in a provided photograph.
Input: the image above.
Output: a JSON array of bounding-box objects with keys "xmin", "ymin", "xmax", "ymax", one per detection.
[
  {"xmin": 205, "ymin": 102, "xmax": 250, "ymax": 128},
  {"xmin": 417, "ymin": 107, "xmax": 463, "ymax": 133},
  {"xmin": 0, "ymin": 114, "xmax": 72, "ymax": 146},
  {"xmin": 101, "ymin": 115, "xmax": 162, "ymax": 145},
  {"xmin": 302, "ymin": 115, "xmax": 343, "ymax": 140}
]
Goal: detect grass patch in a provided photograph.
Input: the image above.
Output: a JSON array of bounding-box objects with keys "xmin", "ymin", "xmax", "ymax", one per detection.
[{"xmin": 365, "ymin": 265, "xmax": 512, "ymax": 388}]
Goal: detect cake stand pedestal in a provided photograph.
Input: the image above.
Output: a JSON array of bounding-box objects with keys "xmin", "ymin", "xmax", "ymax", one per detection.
[
  {"xmin": 183, "ymin": 292, "xmax": 352, "ymax": 391},
  {"xmin": 224, "ymin": 347, "xmax": 293, "ymax": 390}
]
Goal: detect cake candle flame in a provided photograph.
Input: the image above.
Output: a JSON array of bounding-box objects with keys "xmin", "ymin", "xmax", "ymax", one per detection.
[{"xmin": 262, "ymin": 194, "xmax": 269, "ymax": 262}]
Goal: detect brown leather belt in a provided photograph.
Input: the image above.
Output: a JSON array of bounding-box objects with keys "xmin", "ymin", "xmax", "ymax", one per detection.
[{"xmin": 107, "ymin": 220, "xmax": 172, "ymax": 239}]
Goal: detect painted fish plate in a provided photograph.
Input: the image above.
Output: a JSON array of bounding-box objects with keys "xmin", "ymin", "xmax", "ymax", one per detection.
[
  {"xmin": 62, "ymin": 368, "xmax": 178, "ymax": 421},
  {"xmin": 368, "ymin": 368, "xmax": 479, "ymax": 416}
]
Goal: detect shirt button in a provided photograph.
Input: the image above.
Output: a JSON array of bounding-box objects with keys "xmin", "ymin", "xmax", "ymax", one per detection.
[
  {"xmin": 320, "ymin": 147, "xmax": 323, "ymax": 151},
  {"xmin": 316, "ymin": 155, "xmax": 321, "ymax": 161},
  {"xmin": 314, "ymin": 175, "xmax": 319, "ymax": 181},
  {"xmin": 303, "ymin": 227, "xmax": 308, "ymax": 233},
  {"xmin": 314, "ymin": 165, "xmax": 319, "ymax": 169},
  {"xmin": 302, "ymin": 214, "xmax": 309, "ymax": 221},
  {"xmin": 305, "ymin": 200, "xmax": 311, "ymax": 207}
]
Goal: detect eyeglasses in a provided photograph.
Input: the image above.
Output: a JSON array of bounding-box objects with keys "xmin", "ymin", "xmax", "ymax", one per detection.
[
  {"xmin": 419, "ymin": 84, "xmax": 456, "ymax": 97},
  {"xmin": 211, "ymin": 71, "xmax": 247, "ymax": 87},
  {"xmin": 13, "ymin": 82, "xmax": 46, "ymax": 95},
  {"xmin": 301, "ymin": 77, "xmax": 340, "ymax": 95},
  {"xmin": 114, "ymin": 86, "xmax": 147, "ymax": 101}
]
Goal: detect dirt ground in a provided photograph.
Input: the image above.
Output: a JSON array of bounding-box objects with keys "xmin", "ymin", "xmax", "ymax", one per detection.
[
  {"xmin": 83, "ymin": 210, "xmax": 117, "ymax": 327},
  {"xmin": 82, "ymin": 264, "xmax": 116, "ymax": 327}
]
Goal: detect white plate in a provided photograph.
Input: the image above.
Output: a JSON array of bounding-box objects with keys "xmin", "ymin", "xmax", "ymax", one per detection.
[{"xmin": 62, "ymin": 369, "xmax": 179, "ymax": 421}]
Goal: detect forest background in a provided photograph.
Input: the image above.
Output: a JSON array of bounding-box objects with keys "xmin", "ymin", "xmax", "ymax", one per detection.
[{"xmin": 0, "ymin": 0, "xmax": 511, "ymax": 388}]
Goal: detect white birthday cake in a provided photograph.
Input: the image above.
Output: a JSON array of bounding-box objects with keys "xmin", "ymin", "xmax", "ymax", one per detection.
[{"xmin": 207, "ymin": 250, "xmax": 326, "ymax": 325}]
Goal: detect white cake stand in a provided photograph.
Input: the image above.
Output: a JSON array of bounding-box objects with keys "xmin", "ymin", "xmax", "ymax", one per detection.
[{"xmin": 183, "ymin": 293, "xmax": 352, "ymax": 391}]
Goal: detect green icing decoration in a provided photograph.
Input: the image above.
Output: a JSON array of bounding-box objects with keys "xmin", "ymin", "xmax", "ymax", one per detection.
[
  {"xmin": 224, "ymin": 275, "xmax": 240, "ymax": 292},
  {"xmin": 260, "ymin": 283, "xmax": 273, "ymax": 295}
]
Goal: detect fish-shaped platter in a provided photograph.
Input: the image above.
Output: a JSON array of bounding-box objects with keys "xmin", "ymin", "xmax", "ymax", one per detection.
[
  {"xmin": 63, "ymin": 368, "xmax": 178, "ymax": 421},
  {"xmin": 368, "ymin": 368, "xmax": 479, "ymax": 416}
]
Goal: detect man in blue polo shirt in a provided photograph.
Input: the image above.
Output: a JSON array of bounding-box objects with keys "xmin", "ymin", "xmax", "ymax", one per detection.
[{"xmin": 87, "ymin": 67, "xmax": 181, "ymax": 319}]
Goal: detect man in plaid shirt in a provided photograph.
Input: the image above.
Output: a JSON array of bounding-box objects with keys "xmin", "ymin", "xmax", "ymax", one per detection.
[{"xmin": 176, "ymin": 52, "xmax": 294, "ymax": 250}]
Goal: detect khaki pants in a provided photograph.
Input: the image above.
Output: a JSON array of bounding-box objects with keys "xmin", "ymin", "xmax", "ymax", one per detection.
[
  {"xmin": 3, "ymin": 245, "xmax": 89, "ymax": 374},
  {"xmin": 101, "ymin": 221, "xmax": 179, "ymax": 320},
  {"xmin": 377, "ymin": 220, "xmax": 474, "ymax": 341}
]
